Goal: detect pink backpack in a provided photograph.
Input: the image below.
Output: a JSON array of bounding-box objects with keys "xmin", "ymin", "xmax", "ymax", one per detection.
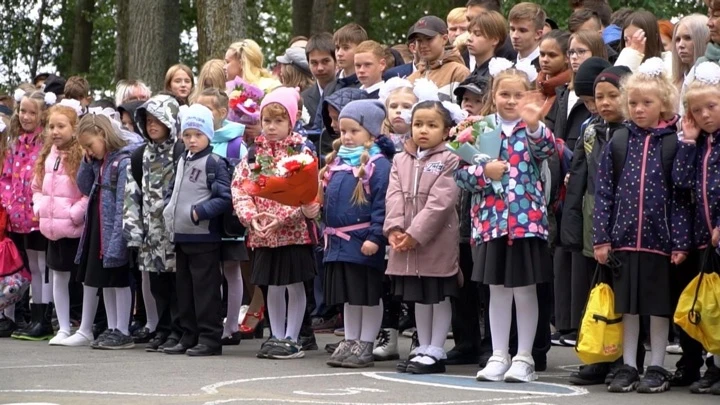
[{"xmin": 0, "ymin": 207, "xmax": 30, "ymax": 311}]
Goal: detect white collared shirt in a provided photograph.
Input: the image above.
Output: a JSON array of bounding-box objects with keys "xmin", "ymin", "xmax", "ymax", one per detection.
[
  {"xmin": 361, "ymin": 81, "xmax": 384, "ymax": 94},
  {"xmin": 469, "ymin": 57, "xmax": 476, "ymax": 72},
  {"xmin": 317, "ymin": 81, "xmax": 324, "ymax": 97},
  {"xmin": 517, "ymin": 46, "xmax": 540, "ymax": 65}
]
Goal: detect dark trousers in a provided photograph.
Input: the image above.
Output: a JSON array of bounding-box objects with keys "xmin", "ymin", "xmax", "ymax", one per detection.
[
  {"xmin": 150, "ymin": 272, "xmax": 182, "ymax": 340},
  {"xmin": 553, "ymin": 247, "xmax": 572, "ymax": 331},
  {"xmin": 450, "ymin": 243, "xmax": 481, "ymax": 353},
  {"xmin": 176, "ymin": 242, "xmax": 222, "ymax": 349}
]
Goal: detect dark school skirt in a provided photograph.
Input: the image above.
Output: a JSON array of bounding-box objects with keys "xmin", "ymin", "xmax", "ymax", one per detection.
[
  {"xmin": 472, "ymin": 236, "xmax": 553, "ymax": 287},
  {"xmin": 391, "ymin": 275, "xmax": 460, "ymax": 305},
  {"xmin": 251, "ymin": 244, "xmax": 316, "ymax": 286},
  {"xmin": 612, "ymin": 251, "xmax": 672, "ymax": 316},
  {"xmin": 47, "ymin": 238, "xmax": 80, "ymax": 272},
  {"xmin": 324, "ymin": 262, "xmax": 384, "ymax": 306},
  {"xmin": 9, "ymin": 231, "xmax": 48, "ymax": 252},
  {"xmin": 76, "ymin": 205, "xmax": 130, "ymax": 288},
  {"xmin": 220, "ymin": 240, "xmax": 250, "ymax": 262}
]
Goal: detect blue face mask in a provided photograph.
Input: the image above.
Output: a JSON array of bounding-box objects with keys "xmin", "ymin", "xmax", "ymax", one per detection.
[{"xmin": 337, "ymin": 144, "xmax": 381, "ymax": 166}]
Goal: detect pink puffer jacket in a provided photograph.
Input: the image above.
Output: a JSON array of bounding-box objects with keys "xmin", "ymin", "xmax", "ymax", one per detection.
[
  {"xmin": 31, "ymin": 145, "xmax": 88, "ymax": 241},
  {"xmin": 0, "ymin": 128, "xmax": 43, "ymax": 234}
]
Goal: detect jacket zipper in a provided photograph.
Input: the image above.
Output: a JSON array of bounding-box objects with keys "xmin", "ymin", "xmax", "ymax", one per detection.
[
  {"xmin": 702, "ymin": 135, "xmax": 714, "ymax": 236},
  {"xmin": 99, "ymin": 159, "xmax": 106, "ymax": 259},
  {"xmin": 635, "ymin": 135, "xmax": 651, "ymax": 249},
  {"xmin": 407, "ymin": 157, "xmax": 421, "ymax": 276}
]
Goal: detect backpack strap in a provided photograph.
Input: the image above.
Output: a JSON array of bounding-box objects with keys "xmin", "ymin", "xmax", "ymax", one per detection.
[
  {"xmin": 610, "ymin": 127, "xmax": 630, "ymax": 187},
  {"xmin": 130, "ymin": 144, "xmax": 146, "ymax": 186},
  {"xmin": 101, "ymin": 151, "xmax": 131, "ymax": 193},
  {"xmin": 172, "ymin": 141, "xmax": 185, "ymax": 162},
  {"xmin": 205, "ymin": 154, "xmax": 231, "ymax": 191},
  {"xmin": 660, "ymin": 133, "xmax": 677, "ymax": 185}
]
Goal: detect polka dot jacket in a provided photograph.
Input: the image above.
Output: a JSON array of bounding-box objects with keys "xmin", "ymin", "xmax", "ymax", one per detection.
[
  {"xmin": 0, "ymin": 128, "xmax": 44, "ymax": 234},
  {"xmin": 672, "ymin": 129, "xmax": 720, "ymax": 249},
  {"xmin": 453, "ymin": 120, "xmax": 556, "ymax": 246},
  {"xmin": 592, "ymin": 118, "xmax": 691, "ymax": 256}
]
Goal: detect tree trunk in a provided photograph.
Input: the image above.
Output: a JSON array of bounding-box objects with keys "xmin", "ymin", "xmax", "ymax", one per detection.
[
  {"xmin": 352, "ymin": 0, "xmax": 370, "ymax": 32},
  {"xmin": 164, "ymin": 0, "xmax": 181, "ymax": 70},
  {"xmin": 292, "ymin": 0, "xmax": 313, "ymax": 37},
  {"xmin": 30, "ymin": 0, "xmax": 48, "ymax": 79},
  {"xmin": 196, "ymin": 0, "xmax": 246, "ymax": 67},
  {"xmin": 115, "ymin": 0, "xmax": 129, "ymax": 82},
  {"xmin": 70, "ymin": 0, "xmax": 95, "ymax": 75},
  {"xmin": 311, "ymin": 0, "xmax": 335, "ymax": 34}
]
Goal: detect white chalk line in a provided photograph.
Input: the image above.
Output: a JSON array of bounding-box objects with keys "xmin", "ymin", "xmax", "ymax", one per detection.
[
  {"xmin": 0, "ymin": 363, "xmax": 85, "ymax": 370},
  {"xmin": 202, "ymin": 395, "xmax": 558, "ymax": 405},
  {"xmin": 0, "ymin": 389, "xmax": 197, "ymax": 398}
]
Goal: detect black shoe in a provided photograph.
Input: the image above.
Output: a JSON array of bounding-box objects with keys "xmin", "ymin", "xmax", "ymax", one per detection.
[
  {"xmin": 445, "ymin": 346, "xmax": 480, "ymax": 365},
  {"xmin": 91, "ymin": 329, "xmax": 114, "ymax": 348},
  {"xmin": 145, "ymin": 333, "xmax": 169, "ymax": 352},
  {"xmin": 0, "ymin": 317, "xmax": 17, "ymax": 338},
  {"xmin": 637, "ymin": 366, "xmax": 672, "ymax": 393},
  {"xmin": 551, "ymin": 331, "xmax": 563, "ymax": 346},
  {"xmin": 478, "ymin": 351, "xmax": 492, "ymax": 368},
  {"xmin": 299, "ymin": 333, "xmax": 318, "ymax": 351},
  {"xmin": 407, "ymin": 356, "xmax": 446, "ymax": 374},
  {"xmin": 559, "ymin": 331, "xmax": 577, "ymax": 347},
  {"xmin": 396, "ymin": 359, "xmax": 411, "ymax": 373},
  {"xmin": 12, "ymin": 304, "xmax": 53, "ymax": 341},
  {"xmin": 221, "ymin": 332, "xmax": 242, "ymax": 346},
  {"xmin": 569, "ymin": 363, "xmax": 611, "ymax": 385},
  {"xmin": 129, "ymin": 320, "xmax": 145, "ymax": 335},
  {"xmin": 97, "ymin": 330, "xmax": 135, "ymax": 350},
  {"xmin": 158, "ymin": 337, "xmax": 179, "ymax": 352},
  {"xmin": 92, "ymin": 321, "xmax": 108, "ymax": 339},
  {"xmin": 187, "ymin": 343, "xmax": 222, "ymax": 356},
  {"xmin": 325, "ymin": 341, "xmax": 340, "ymax": 354},
  {"xmin": 163, "ymin": 342, "xmax": 191, "ymax": 355},
  {"xmin": 607, "ymin": 365, "xmax": 640, "ymax": 393},
  {"xmin": 132, "ymin": 327, "xmax": 155, "ymax": 344},
  {"xmin": 670, "ymin": 365, "xmax": 702, "ymax": 387},
  {"xmin": 690, "ymin": 365, "xmax": 720, "ymax": 394}
]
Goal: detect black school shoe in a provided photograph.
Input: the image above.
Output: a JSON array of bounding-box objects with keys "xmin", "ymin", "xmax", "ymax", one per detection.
[
  {"xmin": 670, "ymin": 365, "xmax": 702, "ymax": 387},
  {"xmin": 187, "ymin": 343, "xmax": 222, "ymax": 356},
  {"xmin": 569, "ymin": 363, "xmax": 611, "ymax": 385},
  {"xmin": 97, "ymin": 330, "xmax": 135, "ymax": 350},
  {"xmin": 406, "ymin": 356, "xmax": 446, "ymax": 374},
  {"xmin": 299, "ymin": 332, "xmax": 318, "ymax": 351},
  {"xmin": 690, "ymin": 365, "xmax": 720, "ymax": 394},
  {"xmin": 145, "ymin": 333, "xmax": 169, "ymax": 352},
  {"xmin": 637, "ymin": 366, "xmax": 672, "ymax": 394},
  {"xmin": 132, "ymin": 327, "xmax": 156, "ymax": 344},
  {"xmin": 607, "ymin": 365, "xmax": 640, "ymax": 393},
  {"xmin": 445, "ymin": 346, "xmax": 480, "ymax": 365},
  {"xmin": 0, "ymin": 317, "xmax": 17, "ymax": 337},
  {"xmin": 91, "ymin": 329, "xmax": 114, "ymax": 349},
  {"xmin": 221, "ymin": 332, "xmax": 242, "ymax": 346}
]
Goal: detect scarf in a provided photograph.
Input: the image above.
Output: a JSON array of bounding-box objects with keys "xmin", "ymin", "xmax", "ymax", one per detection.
[
  {"xmin": 697, "ymin": 42, "xmax": 720, "ymax": 65},
  {"xmin": 337, "ymin": 144, "xmax": 381, "ymax": 167},
  {"xmin": 536, "ymin": 69, "xmax": 571, "ymax": 118}
]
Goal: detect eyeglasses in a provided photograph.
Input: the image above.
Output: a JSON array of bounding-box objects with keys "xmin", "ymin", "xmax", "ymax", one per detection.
[{"xmin": 566, "ymin": 48, "xmax": 590, "ymax": 58}]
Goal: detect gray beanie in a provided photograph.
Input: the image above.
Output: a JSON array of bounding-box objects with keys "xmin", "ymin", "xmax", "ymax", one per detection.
[{"xmin": 338, "ymin": 100, "xmax": 386, "ymax": 137}]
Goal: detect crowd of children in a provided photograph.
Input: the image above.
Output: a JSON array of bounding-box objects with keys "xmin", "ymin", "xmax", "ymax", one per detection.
[{"xmin": 1, "ymin": 0, "xmax": 720, "ymax": 396}]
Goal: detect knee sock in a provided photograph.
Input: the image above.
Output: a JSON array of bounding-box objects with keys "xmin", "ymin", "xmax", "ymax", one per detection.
[
  {"xmin": 344, "ymin": 304, "xmax": 362, "ymax": 341},
  {"xmin": 623, "ymin": 314, "xmax": 640, "ymax": 369},
  {"xmin": 115, "ymin": 287, "xmax": 133, "ymax": 336},
  {"xmin": 488, "ymin": 285, "xmax": 514, "ymax": 355},
  {"xmin": 223, "ymin": 261, "xmax": 244, "ymax": 336},
  {"xmin": 285, "ymin": 282, "xmax": 306, "ymax": 341},
  {"xmin": 266, "ymin": 285, "xmax": 287, "ymax": 339},
  {"xmin": 513, "ymin": 285, "xmax": 539, "ymax": 356},
  {"xmin": 52, "ymin": 270, "xmax": 71, "ymax": 333},
  {"xmin": 103, "ymin": 288, "xmax": 117, "ymax": 331},
  {"xmin": 430, "ymin": 298, "xmax": 452, "ymax": 349},
  {"xmin": 649, "ymin": 316, "xmax": 670, "ymax": 367},
  {"xmin": 3, "ymin": 304, "xmax": 15, "ymax": 322},
  {"xmin": 26, "ymin": 249, "xmax": 44, "ymax": 304},
  {"xmin": 140, "ymin": 272, "xmax": 158, "ymax": 332},
  {"xmin": 78, "ymin": 285, "xmax": 99, "ymax": 337},
  {"xmin": 360, "ymin": 301, "xmax": 383, "ymax": 343}
]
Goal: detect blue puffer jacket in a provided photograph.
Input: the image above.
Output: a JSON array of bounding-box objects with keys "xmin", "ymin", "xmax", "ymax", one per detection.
[
  {"xmin": 76, "ymin": 142, "xmax": 142, "ymax": 268},
  {"xmin": 672, "ymin": 130, "xmax": 720, "ymax": 249},
  {"xmin": 322, "ymin": 137, "xmax": 394, "ymax": 269},
  {"xmin": 593, "ymin": 119, "xmax": 691, "ymax": 255}
]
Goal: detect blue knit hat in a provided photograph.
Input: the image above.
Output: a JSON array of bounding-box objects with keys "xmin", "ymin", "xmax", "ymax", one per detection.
[
  {"xmin": 338, "ymin": 100, "xmax": 386, "ymax": 137},
  {"xmin": 181, "ymin": 104, "xmax": 215, "ymax": 141}
]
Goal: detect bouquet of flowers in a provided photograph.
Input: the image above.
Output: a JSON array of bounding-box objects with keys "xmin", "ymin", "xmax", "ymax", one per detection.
[
  {"xmin": 446, "ymin": 115, "xmax": 504, "ymax": 197},
  {"xmin": 242, "ymin": 144, "xmax": 319, "ymax": 206},
  {"xmin": 226, "ymin": 76, "xmax": 265, "ymax": 125}
]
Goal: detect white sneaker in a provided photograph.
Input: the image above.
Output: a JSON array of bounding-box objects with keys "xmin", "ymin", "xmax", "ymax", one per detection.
[
  {"xmin": 48, "ymin": 330, "xmax": 71, "ymax": 346},
  {"xmin": 58, "ymin": 331, "xmax": 92, "ymax": 347},
  {"xmin": 373, "ymin": 328, "xmax": 400, "ymax": 361},
  {"xmin": 476, "ymin": 351, "xmax": 511, "ymax": 381},
  {"xmin": 503, "ymin": 354, "xmax": 537, "ymax": 382}
]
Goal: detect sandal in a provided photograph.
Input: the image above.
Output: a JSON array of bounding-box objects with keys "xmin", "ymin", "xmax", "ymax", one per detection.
[{"xmin": 240, "ymin": 306, "xmax": 265, "ymax": 339}]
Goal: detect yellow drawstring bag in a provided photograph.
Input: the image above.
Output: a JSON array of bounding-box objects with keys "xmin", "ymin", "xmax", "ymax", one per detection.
[
  {"xmin": 575, "ymin": 265, "xmax": 623, "ymax": 364},
  {"xmin": 674, "ymin": 249, "xmax": 720, "ymax": 354}
]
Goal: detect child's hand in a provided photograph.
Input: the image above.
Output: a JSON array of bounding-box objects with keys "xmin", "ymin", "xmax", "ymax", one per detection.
[
  {"xmin": 627, "ymin": 29, "xmax": 647, "ymax": 54},
  {"xmin": 671, "ymin": 252, "xmax": 687, "ymax": 265},
  {"xmin": 712, "ymin": 228, "xmax": 720, "ymax": 247},
  {"xmin": 520, "ymin": 91, "xmax": 546, "ymax": 132},
  {"xmin": 361, "ymin": 240, "xmax": 379, "ymax": 256},
  {"xmin": 594, "ymin": 245, "xmax": 611, "ymax": 265},
  {"xmin": 389, "ymin": 231, "xmax": 403, "ymax": 249},
  {"xmin": 301, "ymin": 202, "xmax": 320, "ymax": 218},
  {"xmin": 396, "ymin": 233, "xmax": 418, "ymax": 251},
  {"xmin": 682, "ymin": 115, "xmax": 700, "ymax": 141},
  {"xmin": 192, "ymin": 209, "xmax": 199, "ymax": 223},
  {"xmin": 484, "ymin": 160, "xmax": 507, "ymax": 181}
]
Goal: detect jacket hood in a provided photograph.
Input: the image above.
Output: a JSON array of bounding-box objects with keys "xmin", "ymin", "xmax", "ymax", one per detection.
[
  {"xmin": 322, "ymin": 88, "xmax": 370, "ymax": 135},
  {"xmin": 603, "ymin": 25, "xmax": 622, "ymax": 44},
  {"xmin": 375, "ymin": 135, "xmax": 396, "ymax": 160},
  {"xmin": 119, "ymin": 129, "xmax": 144, "ymax": 145},
  {"xmin": 213, "ymin": 120, "xmax": 245, "ymax": 144},
  {"xmin": 117, "ymin": 100, "xmax": 145, "ymax": 135},
  {"xmin": 135, "ymin": 94, "xmax": 180, "ymax": 142},
  {"xmin": 421, "ymin": 48, "xmax": 465, "ymax": 72},
  {"xmin": 402, "ymin": 139, "xmax": 447, "ymax": 157},
  {"xmin": 626, "ymin": 115, "xmax": 680, "ymax": 138}
]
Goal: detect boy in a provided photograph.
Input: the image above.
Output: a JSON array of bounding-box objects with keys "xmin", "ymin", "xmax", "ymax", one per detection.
[
  {"xmin": 304, "ymin": 33, "xmax": 337, "ymax": 136},
  {"xmin": 466, "ymin": 10, "xmax": 507, "ymax": 78},
  {"xmin": 454, "ymin": 75, "xmax": 488, "ymax": 116},
  {"xmin": 508, "ymin": 2, "xmax": 546, "ymax": 70},
  {"xmin": 162, "ymin": 104, "xmax": 232, "ymax": 357},
  {"xmin": 463, "ymin": 1, "xmax": 516, "ymax": 67},
  {"xmin": 568, "ymin": 8, "xmax": 618, "ymax": 63},
  {"xmin": 447, "ymin": 7, "xmax": 468, "ymax": 44},
  {"xmin": 354, "ymin": 40, "xmax": 387, "ymax": 98},
  {"xmin": 323, "ymin": 23, "xmax": 368, "ymax": 99},
  {"xmin": 64, "ymin": 76, "xmax": 91, "ymax": 109}
]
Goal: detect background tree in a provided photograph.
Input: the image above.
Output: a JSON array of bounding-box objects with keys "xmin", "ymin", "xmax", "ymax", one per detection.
[{"xmin": 197, "ymin": 0, "xmax": 247, "ymax": 67}]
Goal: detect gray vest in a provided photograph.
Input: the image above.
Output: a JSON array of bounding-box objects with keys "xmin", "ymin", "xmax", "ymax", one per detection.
[{"xmin": 163, "ymin": 154, "xmax": 213, "ymax": 242}]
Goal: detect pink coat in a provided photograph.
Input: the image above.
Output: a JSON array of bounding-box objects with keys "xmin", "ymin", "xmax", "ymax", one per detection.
[
  {"xmin": 0, "ymin": 128, "xmax": 43, "ymax": 234},
  {"xmin": 31, "ymin": 146, "xmax": 88, "ymax": 241}
]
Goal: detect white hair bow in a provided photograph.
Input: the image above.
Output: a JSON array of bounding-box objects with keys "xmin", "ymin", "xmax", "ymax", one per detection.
[
  {"xmin": 0, "ymin": 120, "xmax": 6, "ymax": 133},
  {"xmin": 59, "ymin": 98, "xmax": 83, "ymax": 115},
  {"xmin": 638, "ymin": 57, "xmax": 666, "ymax": 77},
  {"xmin": 14, "ymin": 89, "xmax": 25, "ymax": 103},
  {"xmin": 441, "ymin": 101, "xmax": 469, "ymax": 125},
  {"xmin": 379, "ymin": 77, "xmax": 413, "ymax": 104},
  {"xmin": 488, "ymin": 58, "xmax": 515, "ymax": 77},
  {"xmin": 694, "ymin": 61, "xmax": 720, "ymax": 85},
  {"xmin": 44, "ymin": 92, "xmax": 57, "ymax": 106},
  {"xmin": 413, "ymin": 78, "xmax": 441, "ymax": 103},
  {"xmin": 87, "ymin": 107, "xmax": 120, "ymax": 123},
  {"xmin": 515, "ymin": 60, "xmax": 538, "ymax": 83}
]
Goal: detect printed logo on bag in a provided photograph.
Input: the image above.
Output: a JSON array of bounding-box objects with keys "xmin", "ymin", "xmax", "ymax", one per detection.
[
  {"xmin": 424, "ymin": 162, "xmax": 444, "ymax": 174},
  {"xmin": 189, "ymin": 168, "xmax": 202, "ymax": 183}
]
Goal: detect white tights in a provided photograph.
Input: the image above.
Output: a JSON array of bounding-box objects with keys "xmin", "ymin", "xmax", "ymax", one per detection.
[
  {"xmin": 223, "ymin": 261, "xmax": 244, "ymax": 337},
  {"xmin": 488, "ymin": 284, "xmax": 538, "ymax": 357},
  {"xmin": 27, "ymin": 249, "xmax": 51, "ymax": 304},
  {"xmin": 266, "ymin": 282, "xmax": 305, "ymax": 341},
  {"xmin": 343, "ymin": 302, "xmax": 383, "ymax": 343},
  {"xmin": 622, "ymin": 314, "xmax": 669, "ymax": 368},
  {"xmin": 411, "ymin": 298, "xmax": 452, "ymax": 365},
  {"xmin": 141, "ymin": 272, "xmax": 158, "ymax": 332},
  {"xmin": 51, "ymin": 270, "xmax": 71, "ymax": 334},
  {"xmin": 103, "ymin": 287, "xmax": 133, "ymax": 336}
]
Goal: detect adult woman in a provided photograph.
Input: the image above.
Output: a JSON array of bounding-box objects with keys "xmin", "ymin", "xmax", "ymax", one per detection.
[
  {"xmin": 671, "ymin": 14, "xmax": 709, "ymax": 94},
  {"xmin": 224, "ymin": 39, "xmax": 281, "ymax": 93},
  {"xmin": 164, "ymin": 64, "xmax": 194, "ymax": 105},
  {"xmin": 189, "ymin": 59, "xmax": 226, "ymax": 104}
]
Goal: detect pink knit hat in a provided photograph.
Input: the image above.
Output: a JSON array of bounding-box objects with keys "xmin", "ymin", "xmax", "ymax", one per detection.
[{"xmin": 260, "ymin": 86, "xmax": 300, "ymax": 129}]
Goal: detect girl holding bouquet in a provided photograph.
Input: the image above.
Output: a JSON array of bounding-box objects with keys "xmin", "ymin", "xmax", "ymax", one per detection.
[
  {"xmin": 320, "ymin": 100, "xmax": 394, "ymax": 368},
  {"xmin": 231, "ymin": 87, "xmax": 318, "ymax": 360}
]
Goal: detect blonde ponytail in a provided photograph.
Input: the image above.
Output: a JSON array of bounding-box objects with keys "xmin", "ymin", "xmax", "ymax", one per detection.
[
  {"xmin": 350, "ymin": 140, "xmax": 374, "ymax": 206},
  {"xmin": 317, "ymin": 138, "xmax": 343, "ymax": 204}
]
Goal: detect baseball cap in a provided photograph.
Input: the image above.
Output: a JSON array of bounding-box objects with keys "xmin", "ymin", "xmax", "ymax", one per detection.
[
  {"xmin": 454, "ymin": 75, "xmax": 489, "ymax": 99},
  {"xmin": 276, "ymin": 47, "xmax": 312, "ymax": 77},
  {"xmin": 408, "ymin": 16, "xmax": 448, "ymax": 41}
]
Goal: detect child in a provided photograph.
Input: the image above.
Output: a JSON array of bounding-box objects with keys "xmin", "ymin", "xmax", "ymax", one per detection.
[
  {"xmin": 0, "ymin": 115, "xmax": 19, "ymax": 337},
  {"xmin": 454, "ymin": 75, "xmax": 489, "ymax": 116},
  {"xmin": 232, "ymin": 87, "xmax": 317, "ymax": 360},
  {"xmin": 384, "ymin": 101, "xmax": 462, "ymax": 375},
  {"xmin": 164, "ymin": 64, "xmax": 194, "ymax": 106},
  {"xmin": 61, "ymin": 113, "xmax": 141, "ymax": 348},
  {"xmin": 162, "ymin": 104, "xmax": 232, "ymax": 356},
  {"xmin": 2, "ymin": 90, "xmax": 53, "ymax": 340},
  {"xmin": 123, "ymin": 94, "xmax": 182, "ymax": 351},
  {"xmin": 31, "ymin": 105, "xmax": 87, "ymax": 345},
  {"xmin": 196, "ymin": 88, "xmax": 249, "ymax": 345},
  {"xmin": 455, "ymin": 59, "xmax": 556, "ymax": 383},
  {"xmin": 334, "ymin": 23, "xmax": 367, "ymax": 81},
  {"xmin": 321, "ymin": 100, "xmax": 394, "ymax": 368},
  {"xmin": 354, "ymin": 41, "xmax": 387, "ymax": 98},
  {"xmin": 536, "ymin": 30, "xmax": 571, "ymax": 119},
  {"xmin": 466, "ymin": 10, "xmax": 508, "ymax": 78},
  {"xmin": 593, "ymin": 58, "xmax": 690, "ymax": 393},
  {"xmin": 319, "ymin": 88, "xmax": 371, "ymax": 161},
  {"xmin": 64, "ymin": 76, "xmax": 91, "ymax": 111},
  {"xmin": 508, "ymin": 2, "xmax": 546, "ymax": 68},
  {"xmin": 379, "ymin": 78, "xmax": 417, "ymax": 151},
  {"xmin": 671, "ymin": 61, "xmax": 720, "ymax": 394}
]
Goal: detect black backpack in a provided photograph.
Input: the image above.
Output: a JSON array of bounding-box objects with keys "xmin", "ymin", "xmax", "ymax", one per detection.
[
  {"xmin": 610, "ymin": 128, "xmax": 677, "ymax": 187},
  {"xmin": 129, "ymin": 141, "xmax": 185, "ymax": 187}
]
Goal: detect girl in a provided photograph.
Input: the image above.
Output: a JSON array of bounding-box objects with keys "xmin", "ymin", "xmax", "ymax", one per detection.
[
  {"xmin": 2, "ymin": 90, "xmax": 54, "ymax": 341},
  {"xmin": 164, "ymin": 64, "xmax": 194, "ymax": 106},
  {"xmin": 568, "ymin": 31, "xmax": 608, "ymax": 77},
  {"xmin": 593, "ymin": 58, "xmax": 689, "ymax": 394},
  {"xmin": 537, "ymin": 30, "xmax": 571, "ymax": 119},
  {"xmin": 232, "ymin": 87, "xmax": 317, "ymax": 359},
  {"xmin": 671, "ymin": 61, "xmax": 720, "ymax": 394},
  {"xmin": 455, "ymin": 58, "xmax": 556, "ymax": 383},
  {"xmin": 189, "ymin": 59, "xmax": 226, "ymax": 104},
  {"xmin": 615, "ymin": 10, "xmax": 672, "ymax": 73},
  {"xmin": 277, "ymin": 48, "xmax": 315, "ymax": 92},
  {"xmin": 0, "ymin": 115, "xmax": 19, "ymax": 337},
  {"xmin": 384, "ymin": 101, "xmax": 462, "ymax": 375},
  {"xmin": 321, "ymin": 99, "xmax": 394, "ymax": 368},
  {"xmin": 61, "ymin": 113, "xmax": 141, "ymax": 349},
  {"xmin": 31, "ymin": 105, "xmax": 87, "ymax": 345},
  {"xmin": 379, "ymin": 78, "xmax": 417, "ymax": 152},
  {"xmin": 673, "ymin": 14, "xmax": 710, "ymax": 110},
  {"xmin": 196, "ymin": 88, "xmax": 249, "ymax": 345},
  {"xmin": 224, "ymin": 39, "xmax": 282, "ymax": 93}
]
